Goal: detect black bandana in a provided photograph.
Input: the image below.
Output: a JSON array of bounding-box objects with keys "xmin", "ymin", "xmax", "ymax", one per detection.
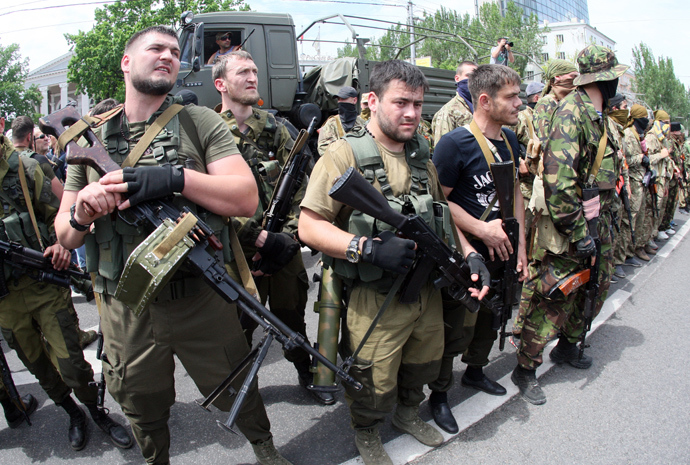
[
  {"xmin": 338, "ymin": 102, "xmax": 358, "ymax": 132},
  {"xmin": 633, "ymin": 117, "xmax": 649, "ymax": 136},
  {"xmin": 597, "ymin": 78, "xmax": 619, "ymax": 110}
]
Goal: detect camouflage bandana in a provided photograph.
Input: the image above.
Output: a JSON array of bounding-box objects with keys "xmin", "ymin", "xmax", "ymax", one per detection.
[
  {"xmin": 652, "ymin": 120, "xmax": 669, "ymax": 141},
  {"xmin": 573, "ymin": 45, "xmax": 629, "ymax": 86}
]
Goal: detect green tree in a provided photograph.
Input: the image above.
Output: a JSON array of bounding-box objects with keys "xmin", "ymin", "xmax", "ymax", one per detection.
[
  {"xmin": 632, "ymin": 42, "xmax": 690, "ymax": 125},
  {"xmin": 66, "ymin": 0, "xmax": 249, "ymax": 103},
  {"xmin": 0, "ymin": 43, "xmax": 42, "ymax": 121}
]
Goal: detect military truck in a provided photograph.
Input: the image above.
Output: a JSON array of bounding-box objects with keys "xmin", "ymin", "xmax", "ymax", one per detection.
[{"xmin": 176, "ymin": 11, "xmax": 458, "ymax": 130}]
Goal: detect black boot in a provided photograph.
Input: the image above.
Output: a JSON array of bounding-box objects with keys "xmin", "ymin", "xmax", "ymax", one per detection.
[
  {"xmin": 86, "ymin": 404, "xmax": 133, "ymax": 449},
  {"xmin": 549, "ymin": 336, "xmax": 593, "ymax": 369},
  {"xmin": 428, "ymin": 391, "xmax": 458, "ymax": 434},
  {"xmin": 3, "ymin": 394, "xmax": 38, "ymax": 428},
  {"xmin": 294, "ymin": 360, "xmax": 335, "ymax": 406},
  {"xmin": 58, "ymin": 396, "xmax": 86, "ymax": 450},
  {"xmin": 461, "ymin": 366, "xmax": 507, "ymax": 396}
]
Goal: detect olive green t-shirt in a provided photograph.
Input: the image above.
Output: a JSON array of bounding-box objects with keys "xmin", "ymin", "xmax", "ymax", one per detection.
[
  {"xmin": 301, "ymin": 137, "xmax": 444, "ymax": 229},
  {"xmin": 65, "ymin": 102, "xmax": 241, "ymax": 190}
]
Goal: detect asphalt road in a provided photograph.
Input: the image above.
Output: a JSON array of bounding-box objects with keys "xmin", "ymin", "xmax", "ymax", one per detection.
[{"xmin": 2, "ymin": 213, "xmax": 689, "ymax": 465}]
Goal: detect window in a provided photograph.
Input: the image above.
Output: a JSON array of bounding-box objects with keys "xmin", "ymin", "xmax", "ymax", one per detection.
[
  {"xmin": 526, "ymin": 70, "xmax": 534, "ymax": 81},
  {"xmin": 558, "ymin": 52, "xmax": 565, "ymax": 60},
  {"xmin": 542, "ymin": 53, "xmax": 549, "ymax": 62},
  {"xmin": 556, "ymin": 34, "xmax": 564, "ymax": 43}
]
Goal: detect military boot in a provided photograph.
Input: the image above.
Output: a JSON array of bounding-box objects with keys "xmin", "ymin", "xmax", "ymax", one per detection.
[
  {"xmin": 86, "ymin": 404, "xmax": 133, "ymax": 449},
  {"xmin": 392, "ymin": 404, "xmax": 443, "ymax": 447},
  {"xmin": 58, "ymin": 396, "xmax": 87, "ymax": 450},
  {"xmin": 3, "ymin": 394, "xmax": 38, "ymax": 428},
  {"xmin": 355, "ymin": 427, "xmax": 393, "ymax": 465},
  {"xmin": 549, "ymin": 337, "xmax": 593, "ymax": 369},
  {"xmin": 294, "ymin": 360, "xmax": 335, "ymax": 405},
  {"xmin": 511, "ymin": 365, "xmax": 546, "ymax": 405},
  {"xmin": 251, "ymin": 437, "xmax": 293, "ymax": 465}
]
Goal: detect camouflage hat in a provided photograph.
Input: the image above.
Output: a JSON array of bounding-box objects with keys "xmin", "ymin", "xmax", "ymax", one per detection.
[{"xmin": 573, "ymin": 45, "xmax": 629, "ymax": 86}]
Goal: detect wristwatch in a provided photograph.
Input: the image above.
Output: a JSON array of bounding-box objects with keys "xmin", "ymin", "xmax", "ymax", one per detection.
[
  {"xmin": 69, "ymin": 203, "xmax": 91, "ymax": 232},
  {"xmin": 345, "ymin": 235, "xmax": 362, "ymax": 263}
]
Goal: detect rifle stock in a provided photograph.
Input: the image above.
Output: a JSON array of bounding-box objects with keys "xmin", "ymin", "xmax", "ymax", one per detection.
[
  {"xmin": 0, "ymin": 341, "xmax": 31, "ymax": 426},
  {"xmin": 579, "ymin": 187, "xmax": 601, "ymax": 361},
  {"xmin": 328, "ymin": 167, "xmax": 481, "ymax": 312},
  {"xmin": 39, "ymin": 106, "xmax": 362, "ymax": 432}
]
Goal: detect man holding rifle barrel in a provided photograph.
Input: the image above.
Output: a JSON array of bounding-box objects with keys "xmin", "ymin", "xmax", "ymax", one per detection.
[
  {"xmin": 212, "ymin": 50, "xmax": 333, "ymax": 406},
  {"xmin": 430, "ymin": 64, "xmax": 528, "ymax": 433},
  {"xmin": 513, "ymin": 45, "xmax": 627, "ymax": 405},
  {"xmin": 299, "ymin": 59, "xmax": 489, "ymax": 465},
  {"xmin": 54, "ymin": 26, "xmax": 291, "ymax": 465}
]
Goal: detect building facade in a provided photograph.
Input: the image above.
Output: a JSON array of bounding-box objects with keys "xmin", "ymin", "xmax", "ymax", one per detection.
[
  {"xmin": 25, "ymin": 52, "xmax": 92, "ymax": 117},
  {"xmin": 475, "ymin": 0, "xmax": 589, "ymax": 24}
]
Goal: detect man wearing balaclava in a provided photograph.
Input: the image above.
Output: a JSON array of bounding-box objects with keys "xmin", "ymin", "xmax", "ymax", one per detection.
[
  {"xmin": 513, "ymin": 45, "xmax": 628, "ymax": 405},
  {"xmin": 622, "ymin": 104, "xmax": 654, "ymax": 262},
  {"xmin": 533, "ymin": 59, "xmax": 579, "ymax": 143},
  {"xmin": 659, "ymin": 121, "xmax": 684, "ymax": 233},
  {"xmin": 317, "ymin": 86, "xmax": 366, "ymax": 156},
  {"xmin": 643, "ymin": 109, "xmax": 673, "ymax": 242},
  {"xmin": 431, "ymin": 61, "xmax": 477, "ymax": 143}
]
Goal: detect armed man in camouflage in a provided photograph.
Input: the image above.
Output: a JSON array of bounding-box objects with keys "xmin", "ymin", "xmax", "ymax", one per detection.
[
  {"xmin": 660, "ymin": 122, "xmax": 684, "ymax": 233},
  {"xmin": 317, "ymin": 86, "xmax": 366, "ymax": 156},
  {"xmin": 642, "ymin": 110, "xmax": 673, "ymax": 244},
  {"xmin": 621, "ymin": 104, "xmax": 651, "ymax": 264},
  {"xmin": 533, "ymin": 60, "xmax": 579, "ymax": 143},
  {"xmin": 212, "ymin": 51, "xmax": 333, "ymax": 406},
  {"xmin": 431, "ymin": 61, "xmax": 477, "ymax": 143},
  {"xmin": 513, "ymin": 45, "xmax": 628, "ymax": 405}
]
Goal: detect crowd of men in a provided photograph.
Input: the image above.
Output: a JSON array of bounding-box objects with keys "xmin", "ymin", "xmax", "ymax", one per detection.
[{"xmin": 1, "ymin": 24, "xmax": 688, "ymax": 465}]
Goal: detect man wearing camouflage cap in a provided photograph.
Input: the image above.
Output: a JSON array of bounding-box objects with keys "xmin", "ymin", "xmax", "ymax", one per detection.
[
  {"xmin": 512, "ymin": 45, "xmax": 628, "ymax": 405},
  {"xmin": 317, "ymin": 86, "xmax": 366, "ymax": 155}
]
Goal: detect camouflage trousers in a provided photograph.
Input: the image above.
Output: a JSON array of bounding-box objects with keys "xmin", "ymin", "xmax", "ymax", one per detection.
[
  {"xmin": 612, "ymin": 196, "xmax": 631, "ymax": 265},
  {"xmin": 627, "ymin": 178, "xmax": 647, "ymax": 256},
  {"xmin": 341, "ymin": 282, "xmax": 443, "ymax": 429},
  {"xmin": 0, "ymin": 276, "xmax": 97, "ymax": 406},
  {"xmin": 660, "ymin": 178, "xmax": 679, "ymax": 231},
  {"xmin": 653, "ymin": 177, "xmax": 669, "ymax": 235},
  {"xmin": 640, "ymin": 186, "xmax": 658, "ymax": 245},
  {"xmin": 517, "ymin": 214, "xmax": 613, "ymax": 370}
]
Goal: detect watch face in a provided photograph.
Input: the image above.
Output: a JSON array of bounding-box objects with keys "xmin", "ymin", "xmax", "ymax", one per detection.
[{"xmin": 346, "ymin": 249, "xmax": 359, "ymax": 263}]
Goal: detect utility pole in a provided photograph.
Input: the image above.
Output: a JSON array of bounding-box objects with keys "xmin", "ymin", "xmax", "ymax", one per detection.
[{"xmin": 408, "ymin": 1, "xmax": 416, "ymax": 64}]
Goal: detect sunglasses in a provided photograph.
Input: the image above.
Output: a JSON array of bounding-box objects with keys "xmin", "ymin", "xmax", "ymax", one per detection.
[
  {"xmin": 219, "ymin": 35, "xmax": 231, "ymax": 41},
  {"xmin": 34, "ymin": 134, "xmax": 46, "ymax": 140}
]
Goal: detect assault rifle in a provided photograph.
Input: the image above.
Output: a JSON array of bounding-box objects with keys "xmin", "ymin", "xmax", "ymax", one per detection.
[
  {"xmin": 0, "ymin": 240, "xmax": 90, "ymax": 298},
  {"xmin": 617, "ymin": 176, "xmax": 635, "ymax": 247},
  {"xmin": 487, "ymin": 161, "xmax": 519, "ymax": 351},
  {"xmin": 0, "ymin": 339, "xmax": 31, "ymax": 426},
  {"xmin": 579, "ymin": 187, "xmax": 602, "ymax": 361},
  {"xmin": 88, "ymin": 324, "xmax": 107, "ymax": 411},
  {"xmin": 40, "ymin": 106, "xmax": 361, "ymax": 434},
  {"xmin": 328, "ymin": 167, "xmax": 481, "ymax": 312},
  {"xmin": 643, "ymin": 169, "xmax": 658, "ymax": 218}
]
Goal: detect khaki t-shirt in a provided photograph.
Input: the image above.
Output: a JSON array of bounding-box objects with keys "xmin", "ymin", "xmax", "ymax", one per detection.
[
  {"xmin": 301, "ymin": 137, "xmax": 444, "ymax": 229},
  {"xmin": 65, "ymin": 103, "xmax": 240, "ymax": 190}
]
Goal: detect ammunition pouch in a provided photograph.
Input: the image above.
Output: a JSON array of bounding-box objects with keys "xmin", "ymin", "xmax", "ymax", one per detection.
[
  {"xmin": 0, "ymin": 211, "xmax": 50, "ymax": 251},
  {"xmin": 529, "ymin": 176, "xmax": 569, "ymax": 255}
]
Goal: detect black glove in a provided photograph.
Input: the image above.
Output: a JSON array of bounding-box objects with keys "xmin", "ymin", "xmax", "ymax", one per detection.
[
  {"xmin": 122, "ymin": 165, "xmax": 185, "ymax": 207},
  {"xmin": 641, "ymin": 155, "xmax": 650, "ymax": 168},
  {"xmin": 465, "ymin": 252, "xmax": 490, "ymax": 289},
  {"xmin": 574, "ymin": 235, "xmax": 596, "ymax": 258},
  {"xmin": 256, "ymin": 231, "xmax": 300, "ymax": 275},
  {"xmin": 361, "ymin": 230, "xmax": 416, "ymax": 275}
]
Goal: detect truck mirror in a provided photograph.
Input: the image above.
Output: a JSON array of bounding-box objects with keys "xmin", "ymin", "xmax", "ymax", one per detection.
[
  {"xmin": 192, "ymin": 23, "xmax": 205, "ymax": 59},
  {"xmin": 192, "ymin": 56, "xmax": 201, "ymax": 72}
]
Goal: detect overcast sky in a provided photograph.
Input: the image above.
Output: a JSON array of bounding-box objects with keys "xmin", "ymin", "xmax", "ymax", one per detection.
[{"xmin": 1, "ymin": 0, "xmax": 688, "ymax": 88}]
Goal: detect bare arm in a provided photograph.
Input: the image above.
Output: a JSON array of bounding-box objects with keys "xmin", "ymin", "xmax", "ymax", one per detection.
[
  {"xmin": 299, "ymin": 207, "xmax": 364, "ymax": 259},
  {"xmin": 51, "ymin": 177, "xmax": 64, "ymax": 201}
]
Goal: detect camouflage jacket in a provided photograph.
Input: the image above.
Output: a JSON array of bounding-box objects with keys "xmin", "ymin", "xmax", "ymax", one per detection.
[
  {"xmin": 623, "ymin": 127, "xmax": 646, "ymax": 182},
  {"xmin": 220, "ymin": 108, "xmax": 300, "ymax": 253},
  {"xmin": 514, "ymin": 106, "xmax": 535, "ymax": 147},
  {"xmin": 317, "ymin": 114, "xmax": 366, "ymax": 156},
  {"xmin": 533, "ymin": 93, "xmax": 560, "ymax": 144},
  {"xmin": 644, "ymin": 132, "xmax": 673, "ymax": 179},
  {"xmin": 431, "ymin": 93, "xmax": 472, "ymax": 143},
  {"xmin": 543, "ymin": 88, "xmax": 620, "ymax": 243}
]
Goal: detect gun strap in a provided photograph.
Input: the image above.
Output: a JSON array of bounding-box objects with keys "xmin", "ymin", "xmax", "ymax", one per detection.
[
  {"xmin": 468, "ymin": 120, "xmax": 514, "ymax": 219},
  {"xmin": 576, "ymin": 124, "xmax": 608, "ymax": 196},
  {"xmin": 348, "ymin": 274, "xmax": 404, "ymax": 363},
  {"xmin": 178, "ymin": 108, "xmax": 204, "ymax": 160},
  {"xmin": 121, "ymin": 104, "xmax": 185, "ymax": 168},
  {"xmin": 228, "ymin": 224, "xmax": 260, "ymax": 301},
  {"xmin": 17, "ymin": 156, "xmax": 45, "ymax": 251},
  {"xmin": 526, "ymin": 114, "xmax": 536, "ymax": 141},
  {"xmin": 335, "ymin": 115, "xmax": 345, "ymax": 138}
]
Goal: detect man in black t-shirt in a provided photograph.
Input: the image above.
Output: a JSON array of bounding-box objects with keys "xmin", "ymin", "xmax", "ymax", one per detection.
[{"xmin": 427, "ymin": 64, "xmax": 529, "ymax": 434}]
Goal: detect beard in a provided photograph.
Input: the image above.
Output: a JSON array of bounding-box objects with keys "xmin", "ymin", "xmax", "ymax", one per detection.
[
  {"xmin": 231, "ymin": 91, "xmax": 260, "ymax": 106},
  {"xmin": 132, "ymin": 75, "xmax": 175, "ymax": 96},
  {"xmin": 376, "ymin": 111, "xmax": 416, "ymax": 144}
]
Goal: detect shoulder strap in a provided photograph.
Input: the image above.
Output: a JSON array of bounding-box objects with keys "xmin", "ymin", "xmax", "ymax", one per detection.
[
  {"xmin": 587, "ymin": 123, "xmax": 609, "ymax": 185},
  {"xmin": 121, "ymin": 104, "xmax": 185, "ymax": 168},
  {"xmin": 178, "ymin": 107, "xmax": 204, "ymax": 159},
  {"xmin": 57, "ymin": 104, "xmax": 124, "ymax": 152},
  {"xmin": 334, "ymin": 116, "xmax": 345, "ymax": 138},
  {"xmin": 468, "ymin": 119, "xmax": 515, "ymax": 166},
  {"xmin": 17, "ymin": 156, "xmax": 45, "ymax": 251},
  {"xmin": 526, "ymin": 114, "xmax": 536, "ymax": 141}
]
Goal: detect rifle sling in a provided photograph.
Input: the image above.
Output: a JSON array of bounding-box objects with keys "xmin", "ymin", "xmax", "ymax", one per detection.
[
  {"xmin": 121, "ymin": 104, "xmax": 185, "ymax": 168},
  {"xmin": 57, "ymin": 104, "xmax": 124, "ymax": 152},
  {"xmin": 576, "ymin": 124, "xmax": 608, "ymax": 196},
  {"xmin": 229, "ymin": 224, "xmax": 260, "ymax": 302},
  {"xmin": 17, "ymin": 157, "xmax": 45, "ymax": 251}
]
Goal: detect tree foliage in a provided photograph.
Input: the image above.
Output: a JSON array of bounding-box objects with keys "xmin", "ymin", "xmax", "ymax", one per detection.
[
  {"xmin": 0, "ymin": 43, "xmax": 42, "ymax": 121},
  {"xmin": 632, "ymin": 42, "xmax": 690, "ymax": 124},
  {"xmin": 66, "ymin": 0, "xmax": 249, "ymax": 103},
  {"xmin": 338, "ymin": 2, "xmax": 545, "ymax": 76}
]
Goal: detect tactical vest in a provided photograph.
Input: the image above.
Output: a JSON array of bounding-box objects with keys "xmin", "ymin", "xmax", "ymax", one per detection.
[
  {"xmin": 0, "ymin": 152, "xmax": 55, "ymax": 280},
  {"xmin": 84, "ymin": 104, "xmax": 233, "ymax": 296},
  {"xmin": 324, "ymin": 128, "xmax": 455, "ymax": 291}
]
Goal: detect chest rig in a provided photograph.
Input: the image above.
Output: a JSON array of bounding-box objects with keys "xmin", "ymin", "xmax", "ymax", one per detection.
[
  {"xmin": 325, "ymin": 128, "xmax": 455, "ymax": 289},
  {"xmin": 85, "ymin": 104, "xmax": 232, "ymax": 297}
]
